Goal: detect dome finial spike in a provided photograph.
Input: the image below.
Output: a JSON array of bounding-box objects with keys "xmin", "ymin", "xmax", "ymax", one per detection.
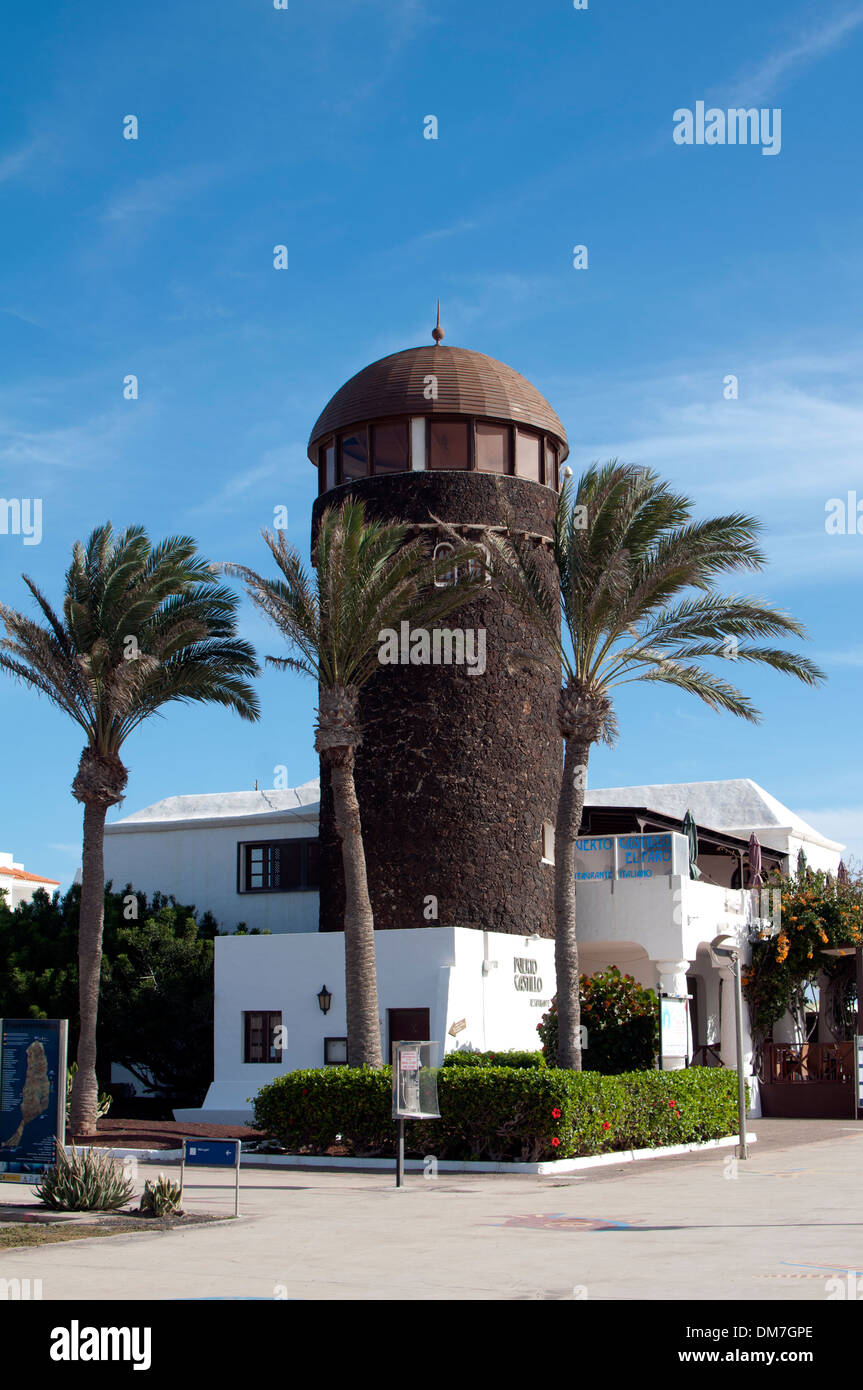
[{"xmin": 432, "ymin": 298, "xmax": 444, "ymax": 345}]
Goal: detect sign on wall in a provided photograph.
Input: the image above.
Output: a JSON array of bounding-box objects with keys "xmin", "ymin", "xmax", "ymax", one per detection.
[
  {"xmin": 574, "ymin": 833, "xmax": 678, "ymax": 883},
  {"xmin": 0, "ymin": 1018, "xmax": 68, "ymax": 1166}
]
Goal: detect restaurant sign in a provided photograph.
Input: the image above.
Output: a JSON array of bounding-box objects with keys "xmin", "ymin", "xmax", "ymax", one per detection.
[{"xmin": 574, "ymin": 833, "xmax": 686, "ymax": 882}]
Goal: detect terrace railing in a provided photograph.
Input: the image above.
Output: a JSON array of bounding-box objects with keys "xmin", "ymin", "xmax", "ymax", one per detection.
[{"xmin": 761, "ymin": 1040, "xmax": 854, "ymax": 1084}]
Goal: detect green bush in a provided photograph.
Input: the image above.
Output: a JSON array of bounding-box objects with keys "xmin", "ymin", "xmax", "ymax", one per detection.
[
  {"xmin": 538, "ymin": 966, "xmax": 659, "ymax": 1072},
  {"xmin": 441, "ymin": 1050, "xmax": 546, "ymax": 1069},
  {"xmin": 35, "ymin": 1145, "xmax": 134, "ymax": 1211},
  {"xmin": 252, "ymin": 1066, "xmax": 739, "ymax": 1163}
]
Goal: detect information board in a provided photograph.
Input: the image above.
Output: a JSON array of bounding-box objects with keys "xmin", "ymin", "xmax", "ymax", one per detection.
[
  {"xmin": 0, "ymin": 1018, "xmax": 67, "ymax": 1167},
  {"xmin": 659, "ymin": 996, "xmax": 689, "ymax": 1067},
  {"xmin": 392, "ymin": 1040, "xmax": 440, "ymax": 1119}
]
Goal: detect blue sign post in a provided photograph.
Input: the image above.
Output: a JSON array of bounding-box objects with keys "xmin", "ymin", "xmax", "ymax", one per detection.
[{"xmin": 181, "ymin": 1138, "xmax": 242, "ymax": 1216}]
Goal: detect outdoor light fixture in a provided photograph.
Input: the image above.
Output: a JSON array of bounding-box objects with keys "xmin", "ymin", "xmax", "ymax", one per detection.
[{"xmin": 317, "ymin": 984, "xmax": 332, "ymax": 1015}]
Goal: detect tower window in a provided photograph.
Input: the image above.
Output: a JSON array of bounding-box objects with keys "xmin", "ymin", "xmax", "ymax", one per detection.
[
  {"xmin": 320, "ymin": 441, "xmax": 336, "ymax": 491},
  {"xmin": 544, "ymin": 440, "xmax": 559, "ymax": 491},
  {"xmin": 542, "ymin": 821, "xmax": 555, "ymax": 865},
  {"xmin": 475, "ymin": 422, "xmax": 511, "ymax": 474},
  {"xmin": 429, "ymin": 419, "xmax": 469, "ymax": 470},
  {"xmin": 515, "ymin": 429, "xmax": 541, "ymax": 483},
  {"xmin": 372, "ymin": 422, "xmax": 410, "ymax": 473},
  {"xmin": 340, "ymin": 431, "xmax": 368, "ymax": 482},
  {"xmin": 433, "ymin": 541, "xmax": 458, "ymax": 587}
]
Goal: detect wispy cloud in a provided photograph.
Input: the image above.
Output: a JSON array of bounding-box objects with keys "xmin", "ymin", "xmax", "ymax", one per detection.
[
  {"xmin": 101, "ymin": 165, "xmax": 221, "ymax": 228},
  {"xmin": 0, "ymin": 138, "xmax": 44, "ymax": 185},
  {"xmin": 0, "ymin": 408, "xmax": 138, "ymax": 472},
  {"xmin": 719, "ymin": 6, "xmax": 863, "ymax": 105}
]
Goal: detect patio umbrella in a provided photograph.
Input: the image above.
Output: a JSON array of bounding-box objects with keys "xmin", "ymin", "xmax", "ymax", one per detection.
[
  {"xmin": 682, "ymin": 809, "xmax": 701, "ymax": 880},
  {"xmin": 747, "ymin": 831, "xmax": 764, "ymax": 888},
  {"xmin": 796, "ymin": 846, "xmax": 808, "ymax": 879},
  {"xmin": 838, "ymin": 859, "xmax": 849, "ymax": 884}
]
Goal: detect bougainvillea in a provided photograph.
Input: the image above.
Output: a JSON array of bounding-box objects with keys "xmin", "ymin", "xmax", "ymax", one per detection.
[{"xmin": 743, "ymin": 866, "xmax": 863, "ymax": 1044}]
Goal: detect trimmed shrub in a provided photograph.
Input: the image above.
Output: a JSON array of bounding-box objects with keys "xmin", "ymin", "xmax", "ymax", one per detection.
[
  {"xmin": 252, "ymin": 1066, "xmax": 739, "ymax": 1164},
  {"xmin": 538, "ymin": 967, "xmax": 659, "ymax": 1072},
  {"xmin": 441, "ymin": 1050, "xmax": 546, "ymax": 1069}
]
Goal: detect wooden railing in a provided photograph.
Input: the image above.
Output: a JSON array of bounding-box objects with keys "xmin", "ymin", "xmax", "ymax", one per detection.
[{"xmin": 761, "ymin": 1041, "xmax": 854, "ymax": 1084}]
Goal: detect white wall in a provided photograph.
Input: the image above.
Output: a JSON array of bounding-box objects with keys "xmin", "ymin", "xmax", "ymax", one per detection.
[
  {"xmin": 188, "ymin": 926, "xmax": 556, "ymax": 1120},
  {"xmin": 103, "ymin": 819, "xmax": 318, "ymax": 933}
]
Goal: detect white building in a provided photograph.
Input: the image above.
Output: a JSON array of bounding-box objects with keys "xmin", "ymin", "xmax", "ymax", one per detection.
[
  {"xmin": 103, "ymin": 776, "xmax": 843, "ymax": 1124},
  {"xmin": 0, "ymin": 851, "xmax": 60, "ymax": 909}
]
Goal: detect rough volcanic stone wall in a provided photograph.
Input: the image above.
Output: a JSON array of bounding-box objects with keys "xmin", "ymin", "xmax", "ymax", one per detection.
[{"xmin": 313, "ymin": 471, "xmax": 562, "ymax": 937}]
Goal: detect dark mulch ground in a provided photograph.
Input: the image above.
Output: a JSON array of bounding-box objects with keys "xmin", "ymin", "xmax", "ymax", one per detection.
[{"xmin": 68, "ymin": 1118, "xmax": 262, "ymax": 1150}]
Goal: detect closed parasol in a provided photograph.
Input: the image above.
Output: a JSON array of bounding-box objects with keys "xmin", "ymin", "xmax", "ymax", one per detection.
[
  {"xmin": 747, "ymin": 831, "xmax": 764, "ymax": 888},
  {"xmin": 682, "ymin": 809, "xmax": 701, "ymax": 880}
]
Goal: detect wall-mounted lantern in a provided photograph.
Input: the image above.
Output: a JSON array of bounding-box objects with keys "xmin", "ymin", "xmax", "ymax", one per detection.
[{"xmin": 317, "ymin": 984, "xmax": 332, "ymax": 1015}]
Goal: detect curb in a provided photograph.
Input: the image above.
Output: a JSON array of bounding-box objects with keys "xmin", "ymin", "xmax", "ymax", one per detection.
[{"xmin": 80, "ymin": 1131, "xmax": 756, "ymax": 1175}]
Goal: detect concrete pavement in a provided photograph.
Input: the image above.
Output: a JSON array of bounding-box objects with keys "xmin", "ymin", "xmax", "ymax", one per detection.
[{"xmin": 1, "ymin": 1120, "xmax": 861, "ymax": 1300}]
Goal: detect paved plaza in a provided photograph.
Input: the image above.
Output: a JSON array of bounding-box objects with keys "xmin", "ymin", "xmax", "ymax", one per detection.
[{"xmin": 1, "ymin": 1120, "xmax": 861, "ymax": 1301}]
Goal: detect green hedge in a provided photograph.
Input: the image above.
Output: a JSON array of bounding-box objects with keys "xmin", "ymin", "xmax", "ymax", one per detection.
[
  {"xmin": 441, "ymin": 1050, "xmax": 546, "ymax": 1069},
  {"xmin": 252, "ymin": 1066, "xmax": 739, "ymax": 1163}
]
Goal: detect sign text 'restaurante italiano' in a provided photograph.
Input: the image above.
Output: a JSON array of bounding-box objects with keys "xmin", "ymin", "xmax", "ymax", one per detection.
[{"xmin": 574, "ymin": 833, "xmax": 674, "ymax": 882}]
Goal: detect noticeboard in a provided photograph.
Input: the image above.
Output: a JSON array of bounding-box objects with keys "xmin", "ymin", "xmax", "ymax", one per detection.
[
  {"xmin": 659, "ymin": 996, "xmax": 689, "ymax": 1067},
  {"xmin": 392, "ymin": 1040, "xmax": 440, "ymax": 1119},
  {"xmin": 0, "ymin": 1018, "xmax": 68, "ymax": 1167}
]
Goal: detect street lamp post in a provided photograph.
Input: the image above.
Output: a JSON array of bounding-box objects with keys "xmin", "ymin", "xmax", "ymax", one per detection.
[{"xmin": 710, "ymin": 934, "xmax": 750, "ymax": 1161}]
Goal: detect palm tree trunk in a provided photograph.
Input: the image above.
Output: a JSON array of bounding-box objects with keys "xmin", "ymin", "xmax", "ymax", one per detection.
[
  {"xmin": 69, "ymin": 801, "xmax": 108, "ymax": 1135},
  {"xmin": 554, "ymin": 735, "xmax": 592, "ymax": 1069},
  {"xmin": 330, "ymin": 751, "xmax": 383, "ymax": 1068}
]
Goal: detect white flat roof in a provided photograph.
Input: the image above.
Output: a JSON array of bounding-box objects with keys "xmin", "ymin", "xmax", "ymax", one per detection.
[
  {"xmin": 107, "ymin": 779, "xmax": 321, "ymax": 832},
  {"xmin": 585, "ymin": 778, "xmax": 844, "ymax": 853}
]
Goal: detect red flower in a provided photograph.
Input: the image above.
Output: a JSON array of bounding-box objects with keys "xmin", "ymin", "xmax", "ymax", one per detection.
[
  {"xmin": 551, "ymin": 1137, "xmax": 560, "ymax": 1147},
  {"xmin": 602, "ymin": 1121, "xmax": 611, "ymax": 1130},
  {"xmin": 669, "ymin": 1100, "xmax": 677, "ymax": 1108},
  {"xmin": 302, "ymin": 1089, "xmax": 308, "ymax": 1095},
  {"xmin": 551, "ymin": 1108, "xmax": 562, "ymax": 1119}
]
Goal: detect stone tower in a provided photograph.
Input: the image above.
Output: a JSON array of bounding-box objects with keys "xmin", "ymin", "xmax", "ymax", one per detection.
[{"xmin": 308, "ymin": 324, "xmax": 566, "ymax": 937}]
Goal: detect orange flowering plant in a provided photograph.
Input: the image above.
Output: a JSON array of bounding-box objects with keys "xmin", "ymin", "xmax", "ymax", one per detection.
[{"xmin": 743, "ymin": 865, "xmax": 863, "ymax": 1044}]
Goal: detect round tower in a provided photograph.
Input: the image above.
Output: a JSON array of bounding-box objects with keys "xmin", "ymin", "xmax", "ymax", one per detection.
[{"xmin": 309, "ymin": 323, "xmax": 566, "ymax": 937}]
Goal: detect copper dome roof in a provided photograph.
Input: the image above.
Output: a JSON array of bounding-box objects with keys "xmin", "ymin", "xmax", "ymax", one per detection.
[{"xmin": 307, "ymin": 345, "xmax": 569, "ymax": 461}]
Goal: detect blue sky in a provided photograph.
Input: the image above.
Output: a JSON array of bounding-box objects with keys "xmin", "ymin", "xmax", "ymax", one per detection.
[{"xmin": 1, "ymin": 0, "xmax": 862, "ymax": 889}]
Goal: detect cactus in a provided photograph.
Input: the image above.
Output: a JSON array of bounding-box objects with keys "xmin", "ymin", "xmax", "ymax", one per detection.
[
  {"xmin": 35, "ymin": 1143, "xmax": 134, "ymax": 1211},
  {"xmin": 138, "ymin": 1173, "xmax": 183, "ymax": 1218}
]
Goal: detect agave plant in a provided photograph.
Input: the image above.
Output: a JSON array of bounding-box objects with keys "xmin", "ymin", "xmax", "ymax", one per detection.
[
  {"xmin": 138, "ymin": 1172, "xmax": 183, "ymax": 1218},
  {"xmin": 35, "ymin": 1144, "xmax": 134, "ymax": 1211}
]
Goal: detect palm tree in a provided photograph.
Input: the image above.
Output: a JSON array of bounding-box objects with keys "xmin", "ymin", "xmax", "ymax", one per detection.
[
  {"xmin": 222, "ymin": 499, "xmax": 487, "ymax": 1067},
  {"xmin": 0, "ymin": 524, "xmax": 260, "ymax": 1132},
  {"xmin": 485, "ymin": 462, "xmax": 825, "ymax": 1069}
]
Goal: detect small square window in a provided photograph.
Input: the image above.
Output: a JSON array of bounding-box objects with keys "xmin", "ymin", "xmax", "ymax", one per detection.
[{"xmin": 324, "ymin": 1037, "xmax": 348, "ymax": 1065}]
